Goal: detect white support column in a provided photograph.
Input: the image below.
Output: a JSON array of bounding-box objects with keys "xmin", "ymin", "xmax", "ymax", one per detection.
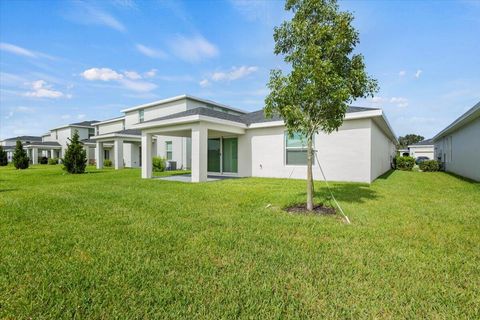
[
  {"xmin": 32, "ymin": 147, "xmax": 38, "ymax": 164},
  {"xmin": 141, "ymin": 133, "xmax": 152, "ymax": 179},
  {"xmin": 114, "ymin": 138, "xmax": 124, "ymax": 170},
  {"xmin": 50, "ymin": 149, "xmax": 55, "ymax": 159},
  {"xmin": 96, "ymin": 141, "xmax": 104, "ymax": 169},
  {"xmin": 191, "ymin": 125, "xmax": 208, "ymax": 182}
]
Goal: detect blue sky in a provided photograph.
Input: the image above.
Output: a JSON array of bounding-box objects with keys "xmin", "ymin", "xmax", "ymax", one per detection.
[{"xmin": 1, "ymin": 0, "xmax": 479, "ymax": 140}]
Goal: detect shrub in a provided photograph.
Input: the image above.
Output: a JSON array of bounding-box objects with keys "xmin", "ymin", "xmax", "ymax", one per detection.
[
  {"xmin": 152, "ymin": 156, "xmax": 166, "ymax": 172},
  {"xmin": 12, "ymin": 140, "xmax": 29, "ymax": 169},
  {"xmin": 62, "ymin": 130, "xmax": 87, "ymax": 174},
  {"xmin": 395, "ymin": 156, "xmax": 414, "ymax": 171},
  {"xmin": 0, "ymin": 145, "xmax": 7, "ymax": 166},
  {"xmin": 104, "ymin": 159, "xmax": 112, "ymax": 167},
  {"xmin": 48, "ymin": 158, "xmax": 59, "ymax": 165},
  {"xmin": 40, "ymin": 156, "xmax": 48, "ymax": 164},
  {"xmin": 419, "ymin": 160, "xmax": 439, "ymax": 172}
]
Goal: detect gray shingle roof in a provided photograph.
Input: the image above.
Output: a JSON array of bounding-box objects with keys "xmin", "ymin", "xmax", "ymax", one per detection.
[
  {"xmin": 410, "ymin": 139, "xmax": 434, "ymax": 146},
  {"xmin": 24, "ymin": 141, "xmax": 61, "ymax": 147},
  {"xmin": 141, "ymin": 106, "xmax": 380, "ymax": 126},
  {"xmin": 2, "ymin": 135, "xmax": 42, "ymax": 142},
  {"xmin": 69, "ymin": 120, "xmax": 98, "ymax": 127}
]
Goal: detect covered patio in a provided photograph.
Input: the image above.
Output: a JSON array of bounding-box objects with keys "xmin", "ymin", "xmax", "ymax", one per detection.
[
  {"xmin": 93, "ymin": 129, "xmax": 142, "ymax": 170},
  {"xmin": 24, "ymin": 141, "xmax": 62, "ymax": 164},
  {"xmin": 134, "ymin": 109, "xmax": 247, "ymax": 182}
]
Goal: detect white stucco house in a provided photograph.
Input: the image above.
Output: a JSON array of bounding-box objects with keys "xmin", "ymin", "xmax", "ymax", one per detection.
[
  {"xmin": 0, "ymin": 135, "xmax": 43, "ymax": 162},
  {"xmin": 408, "ymin": 139, "xmax": 434, "ymax": 160},
  {"xmin": 433, "ymin": 101, "xmax": 480, "ymax": 181},
  {"xmin": 102, "ymin": 94, "xmax": 397, "ymax": 183}
]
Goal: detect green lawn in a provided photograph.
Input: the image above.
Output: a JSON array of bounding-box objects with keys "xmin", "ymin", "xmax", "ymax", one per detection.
[{"xmin": 1, "ymin": 165, "xmax": 479, "ymax": 319}]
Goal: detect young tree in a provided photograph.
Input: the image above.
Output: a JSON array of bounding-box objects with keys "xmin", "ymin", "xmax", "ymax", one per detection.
[
  {"xmin": 62, "ymin": 130, "xmax": 87, "ymax": 174},
  {"xmin": 0, "ymin": 145, "xmax": 8, "ymax": 166},
  {"xmin": 265, "ymin": 0, "xmax": 378, "ymax": 210},
  {"xmin": 12, "ymin": 140, "xmax": 29, "ymax": 169},
  {"xmin": 398, "ymin": 134, "xmax": 425, "ymax": 149}
]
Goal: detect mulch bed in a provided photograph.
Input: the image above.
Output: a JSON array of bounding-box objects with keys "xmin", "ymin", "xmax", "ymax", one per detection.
[{"xmin": 284, "ymin": 204, "xmax": 336, "ymax": 215}]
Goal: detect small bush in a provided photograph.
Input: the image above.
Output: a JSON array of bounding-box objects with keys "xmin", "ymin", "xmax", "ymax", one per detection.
[
  {"xmin": 152, "ymin": 156, "xmax": 166, "ymax": 172},
  {"xmin": 48, "ymin": 158, "xmax": 59, "ymax": 165},
  {"xmin": 40, "ymin": 156, "xmax": 48, "ymax": 164},
  {"xmin": 13, "ymin": 140, "xmax": 29, "ymax": 169},
  {"xmin": 104, "ymin": 159, "xmax": 112, "ymax": 167},
  {"xmin": 395, "ymin": 156, "xmax": 414, "ymax": 171},
  {"xmin": 0, "ymin": 145, "xmax": 8, "ymax": 166},
  {"xmin": 419, "ymin": 160, "xmax": 439, "ymax": 172}
]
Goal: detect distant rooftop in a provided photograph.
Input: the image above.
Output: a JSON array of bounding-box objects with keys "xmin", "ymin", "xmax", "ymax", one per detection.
[
  {"xmin": 69, "ymin": 120, "xmax": 99, "ymax": 127},
  {"xmin": 410, "ymin": 139, "xmax": 434, "ymax": 146},
  {"xmin": 2, "ymin": 135, "xmax": 42, "ymax": 142}
]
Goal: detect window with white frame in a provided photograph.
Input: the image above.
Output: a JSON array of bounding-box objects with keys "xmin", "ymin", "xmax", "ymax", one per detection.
[
  {"xmin": 165, "ymin": 141, "xmax": 172, "ymax": 160},
  {"xmin": 139, "ymin": 109, "xmax": 144, "ymax": 123},
  {"xmin": 285, "ymin": 132, "xmax": 312, "ymax": 165}
]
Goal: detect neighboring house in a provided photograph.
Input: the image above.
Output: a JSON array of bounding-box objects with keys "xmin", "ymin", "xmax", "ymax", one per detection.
[
  {"xmin": 0, "ymin": 136, "xmax": 42, "ymax": 163},
  {"xmin": 408, "ymin": 139, "xmax": 434, "ymax": 159},
  {"xmin": 117, "ymin": 94, "xmax": 398, "ymax": 183},
  {"xmin": 433, "ymin": 101, "xmax": 480, "ymax": 181}
]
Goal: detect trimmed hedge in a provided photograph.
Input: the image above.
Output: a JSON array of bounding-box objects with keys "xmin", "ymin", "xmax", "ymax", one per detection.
[
  {"xmin": 419, "ymin": 160, "xmax": 439, "ymax": 172},
  {"xmin": 48, "ymin": 158, "xmax": 59, "ymax": 165},
  {"xmin": 395, "ymin": 156, "xmax": 415, "ymax": 171},
  {"xmin": 104, "ymin": 159, "xmax": 112, "ymax": 167},
  {"xmin": 40, "ymin": 156, "xmax": 48, "ymax": 164}
]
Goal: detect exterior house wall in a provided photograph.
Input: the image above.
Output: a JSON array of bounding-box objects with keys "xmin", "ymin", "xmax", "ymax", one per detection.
[
  {"xmin": 98, "ymin": 120, "xmax": 124, "ymax": 135},
  {"xmin": 434, "ymin": 117, "xmax": 480, "ymax": 181},
  {"xmin": 156, "ymin": 136, "xmax": 189, "ymax": 169},
  {"xmin": 123, "ymin": 142, "xmax": 141, "ymax": 168},
  {"xmin": 409, "ymin": 146, "xmax": 434, "ymax": 159},
  {"xmin": 370, "ymin": 120, "xmax": 396, "ymax": 181},
  {"xmin": 124, "ymin": 100, "xmax": 188, "ymax": 128},
  {"xmin": 239, "ymin": 118, "xmax": 373, "ymax": 183}
]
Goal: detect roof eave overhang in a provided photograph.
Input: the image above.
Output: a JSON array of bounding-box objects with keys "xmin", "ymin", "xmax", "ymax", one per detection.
[
  {"xmin": 132, "ymin": 114, "xmax": 248, "ymax": 130},
  {"xmin": 432, "ymin": 104, "xmax": 480, "ymax": 142}
]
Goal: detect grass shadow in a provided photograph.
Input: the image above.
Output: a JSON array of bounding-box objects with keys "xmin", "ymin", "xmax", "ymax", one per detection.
[
  {"xmin": 443, "ymin": 171, "xmax": 480, "ymax": 184},
  {"xmin": 0, "ymin": 188, "xmax": 18, "ymax": 193},
  {"xmin": 377, "ymin": 169, "xmax": 395, "ymax": 180},
  {"xmin": 298, "ymin": 183, "xmax": 378, "ymax": 204}
]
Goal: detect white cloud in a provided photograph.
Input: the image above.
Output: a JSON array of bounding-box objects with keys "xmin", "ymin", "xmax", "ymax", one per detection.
[
  {"xmin": 415, "ymin": 69, "xmax": 423, "ymax": 78},
  {"xmin": 65, "ymin": 3, "xmax": 125, "ymax": 32},
  {"xmin": 144, "ymin": 69, "xmax": 157, "ymax": 78},
  {"xmin": 0, "ymin": 43, "xmax": 36, "ymax": 58},
  {"xmin": 170, "ymin": 35, "xmax": 218, "ymax": 62},
  {"xmin": 77, "ymin": 114, "xmax": 86, "ymax": 120},
  {"xmin": 25, "ymin": 80, "xmax": 67, "ymax": 99},
  {"xmin": 199, "ymin": 79, "xmax": 210, "ymax": 87},
  {"xmin": 81, "ymin": 68, "xmax": 124, "ymax": 81},
  {"xmin": 369, "ymin": 96, "xmax": 409, "ymax": 108},
  {"xmin": 0, "ymin": 43, "xmax": 55, "ymax": 60},
  {"xmin": 398, "ymin": 70, "xmax": 406, "ymax": 77},
  {"xmin": 136, "ymin": 44, "xmax": 167, "ymax": 59},
  {"xmin": 4, "ymin": 106, "xmax": 35, "ymax": 120},
  {"xmin": 80, "ymin": 67, "xmax": 157, "ymax": 92},
  {"xmin": 211, "ymin": 66, "xmax": 258, "ymax": 82},
  {"xmin": 124, "ymin": 71, "xmax": 142, "ymax": 80},
  {"xmin": 119, "ymin": 79, "xmax": 157, "ymax": 92}
]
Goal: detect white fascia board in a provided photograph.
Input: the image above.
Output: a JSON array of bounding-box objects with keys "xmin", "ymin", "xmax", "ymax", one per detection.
[
  {"xmin": 248, "ymin": 121, "xmax": 285, "ymax": 129},
  {"xmin": 408, "ymin": 144, "xmax": 434, "ymax": 148},
  {"xmin": 92, "ymin": 117, "xmax": 125, "ymax": 126},
  {"xmin": 25, "ymin": 145, "xmax": 62, "ymax": 149},
  {"xmin": 132, "ymin": 115, "xmax": 247, "ymax": 130},
  {"xmin": 120, "ymin": 94, "xmax": 247, "ymax": 114},
  {"xmin": 92, "ymin": 133, "xmax": 141, "ymax": 140},
  {"xmin": 50, "ymin": 124, "xmax": 94, "ymax": 130}
]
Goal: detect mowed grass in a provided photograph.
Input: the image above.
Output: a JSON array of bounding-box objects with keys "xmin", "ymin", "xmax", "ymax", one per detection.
[{"xmin": 0, "ymin": 165, "xmax": 479, "ymax": 319}]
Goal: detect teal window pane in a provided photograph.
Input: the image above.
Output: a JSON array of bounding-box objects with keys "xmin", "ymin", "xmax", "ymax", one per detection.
[
  {"xmin": 286, "ymin": 150, "xmax": 307, "ymax": 165},
  {"xmin": 285, "ymin": 132, "xmax": 307, "ymax": 148}
]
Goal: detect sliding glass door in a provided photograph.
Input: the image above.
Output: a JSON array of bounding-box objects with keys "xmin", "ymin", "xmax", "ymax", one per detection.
[
  {"xmin": 222, "ymin": 138, "xmax": 238, "ymax": 173},
  {"xmin": 208, "ymin": 138, "xmax": 221, "ymax": 172},
  {"xmin": 207, "ymin": 137, "xmax": 238, "ymax": 174}
]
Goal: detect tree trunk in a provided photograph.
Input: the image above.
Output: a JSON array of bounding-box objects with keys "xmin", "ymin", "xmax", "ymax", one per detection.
[{"xmin": 306, "ymin": 134, "xmax": 314, "ymax": 211}]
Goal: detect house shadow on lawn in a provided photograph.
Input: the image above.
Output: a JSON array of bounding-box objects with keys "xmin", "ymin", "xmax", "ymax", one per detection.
[
  {"xmin": 376, "ymin": 169, "xmax": 395, "ymax": 179},
  {"xmin": 298, "ymin": 183, "xmax": 378, "ymax": 204}
]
